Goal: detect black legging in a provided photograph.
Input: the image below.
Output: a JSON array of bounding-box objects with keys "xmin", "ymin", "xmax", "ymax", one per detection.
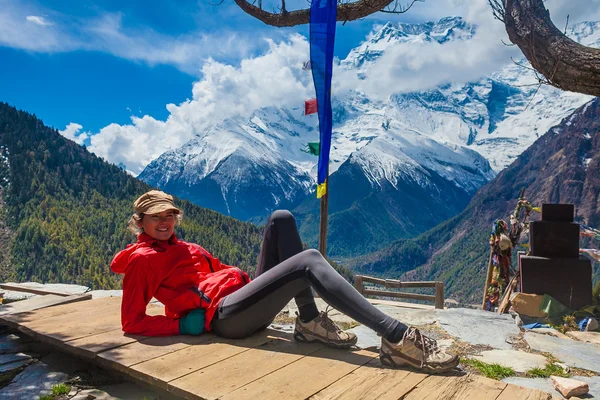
[{"xmin": 210, "ymin": 210, "xmax": 407, "ymax": 342}]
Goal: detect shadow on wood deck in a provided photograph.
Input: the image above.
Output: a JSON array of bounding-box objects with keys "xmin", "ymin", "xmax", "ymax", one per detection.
[{"xmin": 0, "ymin": 297, "xmax": 556, "ymax": 399}]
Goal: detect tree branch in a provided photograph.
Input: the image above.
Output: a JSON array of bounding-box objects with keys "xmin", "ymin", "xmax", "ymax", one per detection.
[
  {"xmin": 234, "ymin": 0, "xmax": 414, "ymax": 27},
  {"xmin": 502, "ymin": 0, "xmax": 600, "ymax": 97}
]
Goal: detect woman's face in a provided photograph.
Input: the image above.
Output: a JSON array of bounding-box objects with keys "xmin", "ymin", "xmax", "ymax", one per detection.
[{"xmin": 139, "ymin": 210, "xmax": 176, "ymax": 241}]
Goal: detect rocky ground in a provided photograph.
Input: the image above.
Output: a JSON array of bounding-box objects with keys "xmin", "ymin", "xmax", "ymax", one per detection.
[
  {"xmin": 1, "ymin": 285, "xmax": 599, "ymax": 399},
  {"xmin": 275, "ymin": 298, "xmax": 600, "ymax": 399}
]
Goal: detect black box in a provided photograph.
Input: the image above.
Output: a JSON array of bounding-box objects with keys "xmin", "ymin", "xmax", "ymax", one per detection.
[
  {"xmin": 541, "ymin": 204, "xmax": 574, "ymax": 222},
  {"xmin": 529, "ymin": 221, "xmax": 580, "ymax": 258},
  {"xmin": 519, "ymin": 255, "xmax": 592, "ymax": 310}
]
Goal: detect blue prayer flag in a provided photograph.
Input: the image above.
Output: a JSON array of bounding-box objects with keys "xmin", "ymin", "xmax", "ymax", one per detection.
[{"xmin": 310, "ymin": 0, "xmax": 336, "ymax": 198}]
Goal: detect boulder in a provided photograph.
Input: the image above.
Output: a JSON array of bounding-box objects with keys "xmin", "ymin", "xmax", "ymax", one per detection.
[{"xmin": 551, "ymin": 376, "xmax": 589, "ymax": 398}]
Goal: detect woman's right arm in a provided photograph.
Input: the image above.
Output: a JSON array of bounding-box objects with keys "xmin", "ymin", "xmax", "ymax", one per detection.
[{"xmin": 120, "ymin": 254, "xmax": 181, "ymax": 336}]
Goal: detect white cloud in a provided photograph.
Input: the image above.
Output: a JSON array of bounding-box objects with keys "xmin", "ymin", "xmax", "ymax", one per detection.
[
  {"xmin": 336, "ymin": 0, "xmax": 600, "ymax": 99},
  {"xmin": 88, "ymin": 35, "xmax": 313, "ymax": 174},
  {"xmin": 25, "ymin": 15, "xmax": 53, "ymax": 26},
  {"xmin": 335, "ymin": 0, "xmax": 519, "ymax": 98},
  {"xmin": 59, "ymin": 123, "xmax": 89, "ymax": 145},
  {"xmin": 0, "ymin": 3, "xmax": 265, "ymax": 74}
]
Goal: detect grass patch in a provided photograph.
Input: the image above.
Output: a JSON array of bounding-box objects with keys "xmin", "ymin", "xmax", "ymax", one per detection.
[
  {"xmin": 51, "ymin": 383, "xmax": 71, "ymax": 396},
  {"xmin": 39, "ymin": 383, "xmax": 71, "ymax": 400},
  {"xmin": 461, "ymin": 358, "xmax": 515, "ymax": 380},
  {"xmin": 526, "ymin": 363, "xmax": 569, "ymax": 378}
]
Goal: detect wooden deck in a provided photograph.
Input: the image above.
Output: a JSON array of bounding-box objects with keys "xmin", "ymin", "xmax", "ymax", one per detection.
[{"xmin": 0, "ymin": 297, "xmax": 556, "ymax": 400}]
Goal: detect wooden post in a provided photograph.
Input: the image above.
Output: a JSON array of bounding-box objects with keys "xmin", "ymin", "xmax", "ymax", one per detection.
[
  {"xmin": 318, "ymin": 167, "xmax": 329, "ymax": 257},
  {"xmin": 435, "ymin": 282, "xmax": 444, "ymax": 309},
  {"xmin": 482, "ymin": 247, "xmax": 494, "ymax": 310},
  {"xmin": 354, "ymin": 275, "xmax": 364, "ymax": 295}
]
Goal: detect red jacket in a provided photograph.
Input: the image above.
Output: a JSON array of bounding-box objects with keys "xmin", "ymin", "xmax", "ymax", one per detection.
[{"xmin": 111, "ymin": 233, "xmax": 250, "ymax": 336}]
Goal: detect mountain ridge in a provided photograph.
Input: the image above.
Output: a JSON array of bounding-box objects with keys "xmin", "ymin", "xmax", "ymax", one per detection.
[
  {"xmin": 350, "ymin": 99, "xmax": 600, "ymax": 303},
  {"xmin": 138, "ymin": 16, "xmax": 594, "ymax": 257}
]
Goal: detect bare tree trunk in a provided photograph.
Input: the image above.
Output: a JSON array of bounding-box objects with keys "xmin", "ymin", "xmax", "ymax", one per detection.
[
  {"xmin": 504, "ymin": 0, "xmax": 600, "ymax": 97},
  {"xmin": 233, "ymin": 0, "xmax": 395, "ymax": 27}
]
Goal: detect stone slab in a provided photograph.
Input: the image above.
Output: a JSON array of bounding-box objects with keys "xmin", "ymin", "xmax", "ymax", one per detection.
[
  {"xmin": 88, "ymin": 290, "xmax": 123, "ymax": 299},
  {"xmin": 566, "ymin": 331, "xmax": 600, "ymax": 346},
  {"xmin": 437, "ymin": 308, "xmax": 520, "ymax": 350},
  {"xmin": 528, "ymin": 328, "xmax": 571, "ymax": 340},
  {"xmin": 0, "ymin": 359, "xmax": 33, "ymax": 374},
  {"xmin": 0, "ymin": 334, "xmax": 31, "ymax": 354},
  {"xmin": 504, "ymin": 376, "xmax": 600, "ymax": 399},
  {"xmin": 1, "ymin": 282, "xmax": 89, "ymax": 295},
  {"xmin": 347, "ymin": 324, "xmax": 380, "ymax": 350},
  {"xmin": 525, "ymin": 332, "xmax": 600, "ymax": 373},
  {"xmin": 502, "ymin": 377, "xmax": 555, "ymax": 396},
  {"xmin": 282, "ymin": 298, "xmax": 438, "ymax": 326},
  {"xmin": 373, "ymin": 305, "xmax": 438, "ymax": 326},
  {"xmin": 0, "ymin": 353, "xmax": 31, "ymax": 366},
  {"xmin": 0, "ymin": 359, "xmax": 69, "ymax": 399},
  {"xmin": 472, "ymin": 350, "xmax": 548, "ymax": 373}
]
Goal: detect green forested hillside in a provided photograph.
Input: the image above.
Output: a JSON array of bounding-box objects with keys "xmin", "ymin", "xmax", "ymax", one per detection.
[{"xmin": 0, "ymin": 103, "xmax": 265, "ymax": 289}]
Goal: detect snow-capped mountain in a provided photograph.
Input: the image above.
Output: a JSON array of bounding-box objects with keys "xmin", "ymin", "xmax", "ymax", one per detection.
[
  {"xmin": 139, "ymin": 108, "xmax": 318, "ymax": 220},
  {"xmin": 140, "ymin": 17, "xmax": 595, "ymax": 257}
]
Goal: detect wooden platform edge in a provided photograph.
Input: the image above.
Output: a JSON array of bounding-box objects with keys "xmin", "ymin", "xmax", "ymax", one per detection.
[{"xmin": 0, "ymin": 293, "xmax": 92, "ymax": 328}]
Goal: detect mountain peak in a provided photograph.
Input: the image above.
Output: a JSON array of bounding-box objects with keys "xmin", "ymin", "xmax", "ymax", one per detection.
[{"xmin": 343, "ymin": 16, "xmax": 474, "ymax": 68}]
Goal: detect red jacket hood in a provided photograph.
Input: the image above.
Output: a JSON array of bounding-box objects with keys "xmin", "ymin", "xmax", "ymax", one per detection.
[{"xmin": 110, "ymin": 233, "xmax": 178, "ymax": 274}]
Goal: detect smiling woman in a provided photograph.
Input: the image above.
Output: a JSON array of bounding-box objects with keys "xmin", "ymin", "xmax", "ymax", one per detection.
[{"xmin": 110, "ymin": 188, "xmax": 459, "ymax": 373}]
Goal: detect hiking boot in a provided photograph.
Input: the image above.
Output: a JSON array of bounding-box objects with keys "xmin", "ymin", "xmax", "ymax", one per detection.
[
  {"xmin": 380, "ymin": 327, "xmax": 459, "ymax": 373},
  {"xmin": 294, "ymin": 309, "xmax": 358, "ymax": 349}
]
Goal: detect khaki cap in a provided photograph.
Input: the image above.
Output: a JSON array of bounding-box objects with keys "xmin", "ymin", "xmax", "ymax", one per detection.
[{"xmin": 134, "ymin": 190, "xmax": 181, "ymax": 215}]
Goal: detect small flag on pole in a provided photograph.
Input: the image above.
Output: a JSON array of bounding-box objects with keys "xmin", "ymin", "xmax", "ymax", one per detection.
[
  {"xmin": 301, "ymin": 141, "xmax": 320, "ymax": 156},
  {"xmin": 304, "ymin": 98, "xmax": 318, "ymax": 115}
]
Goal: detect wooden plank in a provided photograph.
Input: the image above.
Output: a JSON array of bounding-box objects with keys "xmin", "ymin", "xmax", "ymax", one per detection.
[
  {"xmin": 435, "ymin": 282, "xmax": 444, "ymax": 309},
  {"xmin": 452, "ymin": 375, "xmax": 506, "ymax": 400},
  {"xmin": 16, "ymin": 298, "xmax": 122, "ymax": 330},
  {"xmin": 360, "ymin": 276, "xmax": 437, "ymax": 288},
  {"xmin": 0, "ymin": 293, "xmax": 91, "ymax": 318},
  {"xmin": 0, "ymin": 283, "xmax": 79, "ymax": 297},
  {"xmin": 362, "ymin": 289, "xmax": 436, "ymax": 302},
  {"xmin": 97, "ymin": 334, "xmax": 215, "ymax": 375},
  {"xmin": 14, "ymin": 297, "xmax": 156, "ymax": 346},
  {"xmin": 61, "ymin": 329, "xmax": 143, "ymax": 359},
  {"xmin": 498, "ymin": 274, "xmax": 518, "ymax": 314},
  {"xmin": 310, "ymin": 358, "xmax": 428, "ymax": 400},
  {"xmin": 170, "ymin": 335, "xmax": 324, "ymax": 400},
  {"xmin": 220, "ymin": 348, "xmax": 377, "ymax": 400},
  {"xmin": 18, "ymin": 312, "xmax": 122, "ymax": 347},
  {"xmin": 403, "ymin": 374, "xmax": 508, "ymax": 400},
  {"xmin": 354, "ymin": 275, "xmax": 364, "ymax": 295},
  {"xmin": 59, "ymin": 304, "xmax": 165, "ymax": 358},
  {"xmin": 482, "ymin": 247, "xmax": 494, "ymax": 310},
  {"xmin": 4, "ymin": 296, "xmax": 121, "ymax": 325},
  {"xmin": 496, "ymin": 384, "xmax": 553, "ymax": 400},
  {"xmin": 130, "ymin": 330, "xmax": 277, "ymax": 390}
]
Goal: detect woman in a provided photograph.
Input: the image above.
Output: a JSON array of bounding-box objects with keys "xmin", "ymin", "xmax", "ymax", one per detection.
[{"xmin": 111, "ymin": 190, "xmax": 459, "ymax": 373}]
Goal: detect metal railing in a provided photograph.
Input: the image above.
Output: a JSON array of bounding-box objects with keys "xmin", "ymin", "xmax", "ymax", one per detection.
[{"xmin": 353, "ymin": 275, "xmax": 445, "ymax": 309}]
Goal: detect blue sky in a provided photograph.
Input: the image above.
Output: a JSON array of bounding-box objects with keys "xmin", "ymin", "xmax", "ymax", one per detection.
[
  {"xmin": 1, "ymin": 0, "xmax": 596, "ymax": 173},
  {"xmin": 0, "ymin": 0, "xmax": 424, "ymax": 133}
]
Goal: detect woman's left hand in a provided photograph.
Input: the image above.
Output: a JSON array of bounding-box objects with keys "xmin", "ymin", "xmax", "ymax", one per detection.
[{"xmin": 179, "ymin": 308, "xmax": 205, "ymax": 335}]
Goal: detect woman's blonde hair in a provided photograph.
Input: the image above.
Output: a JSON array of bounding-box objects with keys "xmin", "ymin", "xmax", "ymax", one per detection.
[{"xmin": 127, "ymin": 212, "xmax": 184, "ymax": 235}]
